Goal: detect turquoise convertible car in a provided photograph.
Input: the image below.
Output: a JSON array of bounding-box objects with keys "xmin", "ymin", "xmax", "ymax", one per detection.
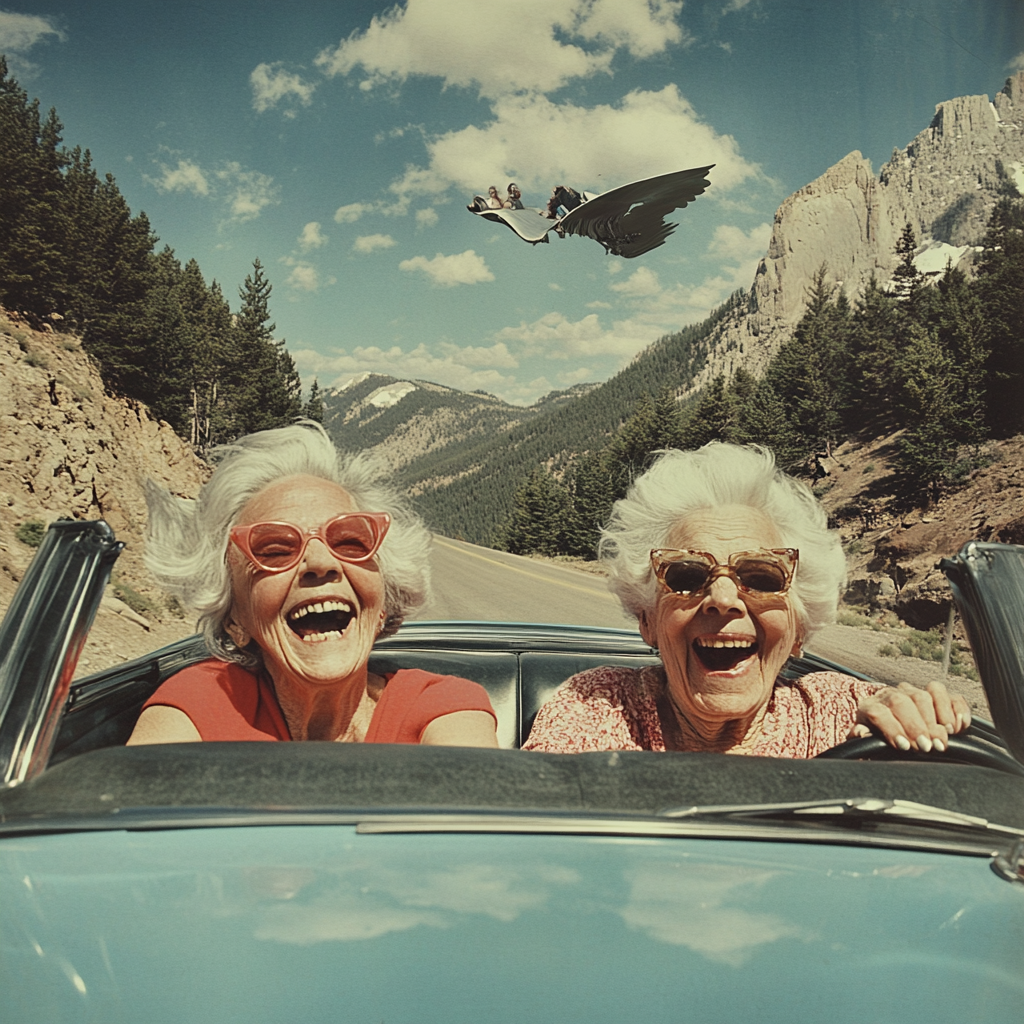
[{"xmin": 1, "ymin": 521, "xmax": 1023, "ymax": 1023}]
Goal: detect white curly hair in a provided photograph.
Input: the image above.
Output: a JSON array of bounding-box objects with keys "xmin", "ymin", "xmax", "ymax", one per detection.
[
  {"xmin": 599, "ymin": 443, "xmax": 846, "ymax": 640},
  {"xmin": 144, "ymin": 421, "xmax": 431, "ymax": 667}
]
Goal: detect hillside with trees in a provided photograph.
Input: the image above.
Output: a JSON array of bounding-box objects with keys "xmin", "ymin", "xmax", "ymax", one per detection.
[
  {"xmin": 0, "ymin": 57, "xmax": 315, "ymax": 452},
  {"xmin": 500, "ymin": 202, "xmax": 1024, "ymax": 559}
]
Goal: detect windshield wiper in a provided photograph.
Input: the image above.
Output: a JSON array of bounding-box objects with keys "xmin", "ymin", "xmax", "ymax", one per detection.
[{"xmin": 660, "ymin": 797, "xmax": 1024, "ymax": 836}]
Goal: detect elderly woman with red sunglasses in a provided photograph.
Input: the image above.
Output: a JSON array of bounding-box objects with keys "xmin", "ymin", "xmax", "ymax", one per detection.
[
  {"xmin": 128, "ymin": 422, "xmax": 497, "ymax": 747},
  {"xmin": 525, "ymin": 443, "xmax": 969, "ymax": 757}
]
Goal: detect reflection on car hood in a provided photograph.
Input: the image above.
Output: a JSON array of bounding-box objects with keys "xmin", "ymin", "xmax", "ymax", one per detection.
[{"xmin": 3, "ymin": 825, "xmax": 1024, "ymax": 1024}]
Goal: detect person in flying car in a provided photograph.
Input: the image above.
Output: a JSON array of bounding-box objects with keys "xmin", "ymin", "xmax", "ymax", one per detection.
[
  {"xmin": 525, "ymin": 443, "xmax": 969, "ymax": 756},
  {"xmin": 504, "ymin": 183, "xmax": 524, "ymax": 209}
]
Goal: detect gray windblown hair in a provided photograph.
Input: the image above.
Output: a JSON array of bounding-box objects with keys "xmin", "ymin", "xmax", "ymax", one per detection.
[
  {"xmin": 144, "ymin": 421, "xmax": 431, "ymax": 667},
  {"xmin": 599, "ymin": 443, "xmax": 846, "ymax": 640}
]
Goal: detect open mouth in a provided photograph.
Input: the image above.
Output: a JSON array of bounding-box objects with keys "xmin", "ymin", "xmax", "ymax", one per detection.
[
  {"xmin": 693, "ymin": 636, "xmax": 757, "ymax": 672},
  {"xmin": 287, "ymin": 600, "xmax": 355, "ymax": 643}
]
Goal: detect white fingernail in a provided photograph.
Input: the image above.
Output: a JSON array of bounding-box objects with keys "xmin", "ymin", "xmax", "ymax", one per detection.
[
  {"xmin": 917, "ymin": 734, "xmax": 932, "ymax": 753},
  {"xmin": 933, "ymin": 738, "xmax": 945, "ymax": 753},
  {"xmin": 896, "ymin": 735, "xmax": 911, "ymax": 751}
]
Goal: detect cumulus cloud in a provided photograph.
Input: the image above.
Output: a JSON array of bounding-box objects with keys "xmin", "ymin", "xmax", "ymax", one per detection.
[
  {"xmin": 0, "ymin": 10, "xmax": 63, "ymax": 76},
  {"xmin": 353, "ymin": 233, "xmax": 397, "ymax": 254},
  {"xmin": 399, "ymin": 249, "xmax": 494, "ymax": 287},
  {"xmin": 0, "ymin": 10, "xmax": 63, "ymax": 51},
  {"xmin": 145, "ymin": 159, "xmax": 211, "ymax": 196},
  {"xmin": 610, "ymin": 266, "xmax": 661, "ymax": 297},
  {"xmin": 143, "ymin": 155, "xmax": 278, "ymax": 223},
  {"xmin": 386, "ymin": 86, "xmax": 758, "ymax": 206},
  {"xmin": 250, "ymin": 62, "xmax": 317, "ymax": 113},
  {"xmin": 315, "ymin": 0, "xmax": 685, "ymax": 101},
  {"xmin": 284, "ymin": 261, "xmax": 320, "ymax": 292},
  {"xmin": 334, "ymin": 202, "xmax": 374, "ymax": 223},
  {"xmin": 1011, "ymin": 52, "xmax": 1024, "ymax": 72},
  {"xmin": 415, "ymin": 207, "xmax": 439, "ymax": 228},
  {"xmin": 494, "ymin": 311, "xmax": 653, "ymax": 361},
  {"xmin": 707, "ymin": 222, "xmax": 771, "ymax": 262},
  {"xmin": 293, "ymin": 340, "xmax": 518, "ymax": 398},
  {"xmin": 215, "ymin": 162, "xmax": 280, "ymax": 222},
  {"xmin": 298, "ymin": 221, "xmax": 328, "ymax": 250}
]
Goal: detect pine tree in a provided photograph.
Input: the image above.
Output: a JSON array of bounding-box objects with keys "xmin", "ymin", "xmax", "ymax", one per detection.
[
  {"xmin": 500, "ymin": 470, "xmax": 570, "ymax": 556},
  {"xmin": 228, "ymin": 259, "xmax": 303, "ymax": 436},
  {"xmin": 679, "ymin": 374, "xmax": 734, "ymax": 448},
  {"xmin": 304, "ymin": 378, "xmax": 325, "ymax": 423},
  {"xmin": 891, "ymin": 222, "xmax": 921, "ymax": 304},
  {"xmin": 974, "ymin": 198, "xmax": 1024, "ymax": 437},
  {"xmin": 847, "ymin": 275, "xmax": 902, "ymax": 426},
  {"xmin": 764, "ymin": 266, "xmax": 852, "ymax": 454},
  {"xmin": 0, "ymin": 58, "xmax": 67, "ymax": 313},
  {"xmin": 734, "ymin": 380, "xmax": 805, "ymax": 468},
  {"xmin": 563, "ymin": 451, "xmax": 616, "ymax": 558}
]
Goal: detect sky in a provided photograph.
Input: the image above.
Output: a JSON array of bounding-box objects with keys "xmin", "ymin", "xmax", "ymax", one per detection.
[{"xmin": 2, "ymin": 1, "xmax": 1023, "ymax": 406}]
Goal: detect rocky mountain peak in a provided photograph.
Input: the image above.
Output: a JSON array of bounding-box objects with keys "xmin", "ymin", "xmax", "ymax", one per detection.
[{"xmin": 682, "ymin": 71, "xmax": 1024, "ymax": 399}]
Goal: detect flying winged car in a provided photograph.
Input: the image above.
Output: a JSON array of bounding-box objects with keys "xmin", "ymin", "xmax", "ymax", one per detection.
[
  {"xmin": 469, "ymin": 165, "xmax": 714, "ymax": 258},
  {"xmin": 2, "ymin": 521, "xmax": 1024, "ymax": 1023}
]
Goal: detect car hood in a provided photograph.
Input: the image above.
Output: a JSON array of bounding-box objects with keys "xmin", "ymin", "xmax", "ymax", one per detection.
[{"xmin": 3, "ymin": 824, "xmax": 1023, "ymax": 1024}]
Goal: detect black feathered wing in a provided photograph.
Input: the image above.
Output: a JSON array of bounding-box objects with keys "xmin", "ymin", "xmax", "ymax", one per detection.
[{"xmin": 557, "ymin": 165, "xmax": 714, "ymax": 258}]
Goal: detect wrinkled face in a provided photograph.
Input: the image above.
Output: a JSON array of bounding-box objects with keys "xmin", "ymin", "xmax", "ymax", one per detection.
[
  {"xmin": 640, "ymin": 505, "xmax": 800, "ymax": 728},
  {"xmin": 225, "ymin": 475, "xmax": 385, "ymax": 690}
]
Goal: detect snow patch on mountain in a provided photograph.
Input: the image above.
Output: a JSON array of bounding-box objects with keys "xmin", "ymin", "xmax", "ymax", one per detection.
[{"xmin": 367, "ymin": 382, "xmax": 417, "ymax": 408}]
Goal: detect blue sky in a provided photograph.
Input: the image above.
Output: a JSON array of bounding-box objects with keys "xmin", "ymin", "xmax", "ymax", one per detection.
[{"xmin": 3, "ymin": 1, "xmax": 1022, "ymax": 404}]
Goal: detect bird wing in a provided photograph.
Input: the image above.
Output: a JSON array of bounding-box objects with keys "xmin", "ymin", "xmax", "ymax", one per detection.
[
  {"xmin": 557, "ymin": 165, "xmax": 714, "ymax": 258},
  {"xmin": 472, "ymin": 206, "xmax": 553, "ymax": 244}
]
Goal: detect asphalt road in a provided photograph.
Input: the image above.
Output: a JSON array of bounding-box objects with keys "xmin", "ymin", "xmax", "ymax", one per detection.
[{"xmin": 413, "ymin": 536, "xmax": 634, "ymax": 629}]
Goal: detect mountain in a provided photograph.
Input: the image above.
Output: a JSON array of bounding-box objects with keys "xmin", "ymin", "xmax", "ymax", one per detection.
[
  {"xmin": 325, "ymin": 72, "xmax": 1024, "ymax": 545},
  {"xmin": 321, "ymin": 374, "xmax": 598, "ymax": 475},
  {"xmin": 683, "ymin": 71, "xmax": 1024, "ymax": 396}
]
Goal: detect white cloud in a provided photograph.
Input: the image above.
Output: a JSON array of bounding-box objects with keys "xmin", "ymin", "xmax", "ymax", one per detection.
[
  {"xmin": 334, "ymin": 202, "xmax": 374, "ymax": 223},
  {"xmin": 610, "ymin": 265, "xmax": 662, "ymax": 296},
  {"xmin": 215, "ymin": 162, "xmax": 279, "ymax": 222},
  {"xmin": 295, "ymin": 341, "xmax": 518, "ymax": 397},
  {"xmin": 586, "ymin": 299, "xmax": 613, "ymax": 308},
  {"xmin": 353, "ymin": 233, "xmax": 397, "ymax": 254},
  {"xmin": 387, "ymin": 86, "xmax": 758, "ymax": 205},
  {"xmin": 250, "ymin": 62, "xmax": 316, "ymax": 113},
  {"xmin": 722, "ymin": 0, "xmax": 754, "ymax": 11},
  {"xmin": 145, "ymin": 159, "xmax": 210, "ymax": 196},
  {"xmin": 494, "ymin": 310, "xmax": 653, "ymax": 361},
  {"xmin": 1010, "ymin": 52, "xmax": 1024, "ymax": 72},
  {"xmin": 0, "ymin": 10, "xmax": 64, "ymax": 76},
  {"xmin": 315, "ymin": 0, "xmax": 685, "ymax": 101},
  {"xmin": 399, "ymin": 249, "xmax": 494, "ymax": 287},
  {"xmin": 707, "ymin": 222, "xmax": 771, "ymax": 262},
  {"xmin": 284, "ymin": 261, "xmax": 320, "ymax": 292},
  {"xmin": 0, "ymin": 10, "xmax": 63, "ymax": 51},
  {"xmin": 299, "ymin": 221, "xmax": 328, "ymax": 250},
  {"xmin": 415, "ymin": 207, "xmax": 439, "ymax": 228},
  {"xmin": 144, "ymin": 156, "xmax": 277, "ymax": 222}
]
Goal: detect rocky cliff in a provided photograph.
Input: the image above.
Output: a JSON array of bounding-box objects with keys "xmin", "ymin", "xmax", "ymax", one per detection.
[
  {"xmin": 0, "ymin": 310, "xmax": 208, "ymax": 673},
  {"xmin": 683, "ymin": 71, "xmax": 1024, "ymax": 395}
]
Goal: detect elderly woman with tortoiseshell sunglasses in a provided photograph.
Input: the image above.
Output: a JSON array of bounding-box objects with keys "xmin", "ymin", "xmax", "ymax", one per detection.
[
  {"xmin": 525, "ymin": 443, "xmax": 970, "ymax": 757},
  {"xmin": 128, "ymin": 422, "xmax": 497, "ymax": 748}
]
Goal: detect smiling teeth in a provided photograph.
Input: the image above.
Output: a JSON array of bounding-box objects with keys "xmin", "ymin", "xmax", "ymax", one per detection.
[
  {"xmin": 696, "ymin": 638, "xmax": 754, "ymax": 649},
  {"xmin": 288, "ymin": 600, "xmax": 352, "ymax": 622}
]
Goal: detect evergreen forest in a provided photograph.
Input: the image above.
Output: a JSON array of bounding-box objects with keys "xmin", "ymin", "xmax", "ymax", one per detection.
[{"xmin": 0, "ymin": 57, "xmax": 321, "ymax": 450}]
